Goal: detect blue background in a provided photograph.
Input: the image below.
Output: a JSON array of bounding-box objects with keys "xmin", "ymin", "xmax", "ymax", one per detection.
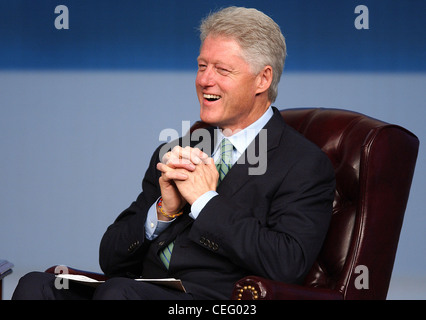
[
  {"xmin": 1, "ymin": 0, "xmax": 425, "ymax": 299},
  {"xmin": 1, "ymin": 0, "xmax": 425, "ymax": 71}
]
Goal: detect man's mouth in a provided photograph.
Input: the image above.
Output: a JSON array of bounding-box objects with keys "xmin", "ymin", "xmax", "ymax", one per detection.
[{"xmin": 203, "ymin": 94, "xmax": 221, "ymax": 102}]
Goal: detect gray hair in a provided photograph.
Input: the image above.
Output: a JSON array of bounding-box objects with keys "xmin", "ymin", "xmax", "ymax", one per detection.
[{"xmin": 199, "ymin": 6, "xmax": 286, "ymax": 102}]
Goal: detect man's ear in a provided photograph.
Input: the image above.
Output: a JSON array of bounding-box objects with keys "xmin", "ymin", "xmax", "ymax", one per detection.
[{"xmin": 255, "ymin": 66, "xmax": 273, "ymax": 95}]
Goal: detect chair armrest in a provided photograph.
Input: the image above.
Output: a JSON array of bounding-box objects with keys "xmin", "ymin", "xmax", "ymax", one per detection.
[
  {"xmin": 45, "ymin": 265, "xmax": 108, "ymax": 282},
  {"xmin": 232, "ymin": 276, "xmax": 343, "ymax": 300}
]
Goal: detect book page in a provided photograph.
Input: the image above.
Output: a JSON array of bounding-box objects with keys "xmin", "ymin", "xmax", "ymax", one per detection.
[{"xmin": 56, "ymin": 274, "xmax": 186, "ymax": 292}]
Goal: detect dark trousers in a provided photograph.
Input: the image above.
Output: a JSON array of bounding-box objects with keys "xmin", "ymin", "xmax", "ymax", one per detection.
[{"xmin": 12, "ymin": 271, "xmax": 194, "ymax": 300}]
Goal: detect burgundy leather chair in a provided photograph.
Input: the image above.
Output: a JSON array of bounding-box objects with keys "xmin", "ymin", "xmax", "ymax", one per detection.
[
  {"xmin": 231, "ymin": 108, "xmax": 419, "ymax": 300},
  {"xmin": 47, "ymin": 108, "xmax": 419, "ymax": 300}
]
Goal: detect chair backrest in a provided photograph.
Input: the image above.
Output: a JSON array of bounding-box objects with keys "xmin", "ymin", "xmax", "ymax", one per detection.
[{"xmin": 281, "ymin": 108, "xmax": 419, "ymax": 299}]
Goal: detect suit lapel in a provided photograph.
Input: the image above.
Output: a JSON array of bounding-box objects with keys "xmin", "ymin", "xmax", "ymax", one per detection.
[
  {"xmin": 216, "ymin": 107, "xmax": 287, "ymax": 196},
  {"xmin": 188, "ymin": 125, "xmax": 217, "ymax": 156}
]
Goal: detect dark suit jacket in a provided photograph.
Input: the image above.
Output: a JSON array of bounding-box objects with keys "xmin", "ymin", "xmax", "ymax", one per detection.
[{"xmin": 99, "ymin": 107, "xmax": 335, "ymax": 299}]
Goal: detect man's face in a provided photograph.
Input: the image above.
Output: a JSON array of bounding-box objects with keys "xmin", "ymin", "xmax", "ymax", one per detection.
[{"xmin": 196, "ymin": 35, "xmax": 265, "ymax": 132}]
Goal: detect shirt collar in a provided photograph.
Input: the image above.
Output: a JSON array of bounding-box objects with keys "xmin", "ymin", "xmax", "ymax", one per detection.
[{"xmin": 213, "ymin": 106, "xmax": 273, "ymax": 157}]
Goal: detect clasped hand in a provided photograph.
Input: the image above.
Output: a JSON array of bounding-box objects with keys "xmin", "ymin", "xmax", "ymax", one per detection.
[{"xmin": 156, "ymin": 146, "xmax": 218, "ymax": 219}]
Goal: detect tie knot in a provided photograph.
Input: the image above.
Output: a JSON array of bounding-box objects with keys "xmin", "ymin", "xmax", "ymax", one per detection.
[
  {"xmin": 219, "ymin": 138, "xmax": 233, "ymax": 165},
  {"xmin": 221, "ymin": 138, "xmax": 233, "ymax": 154}
]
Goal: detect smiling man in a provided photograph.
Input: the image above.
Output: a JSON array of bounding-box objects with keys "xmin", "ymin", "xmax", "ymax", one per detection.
[
  {"xmin": 196, "ymin": 35, "xmax": 272, "ymax": 132},
  {"xmin": 13, "ymin": 6, "xmax": 335, "ymax": 300}
]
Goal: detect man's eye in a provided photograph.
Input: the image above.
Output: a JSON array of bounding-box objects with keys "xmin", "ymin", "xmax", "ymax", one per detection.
[
  {"xmin": 217, "ymin": 67, "xmax": 230, "ymax": 75},
  {"xmin": 198, "ymin": 64, "xmax": 207, "ymax": 70}
]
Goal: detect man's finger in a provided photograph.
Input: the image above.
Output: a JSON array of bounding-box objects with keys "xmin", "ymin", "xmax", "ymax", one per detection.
[
  {"xmin": 157, "ymin": 162, "xmax": 189, "ymax": 180},
  {"xmin": 167, "ymin": 158, "xmax": 196, "ymax": 171},
  {"xmin": 171, "ymin": 146, "xmax": 209, "ymax": 165}
]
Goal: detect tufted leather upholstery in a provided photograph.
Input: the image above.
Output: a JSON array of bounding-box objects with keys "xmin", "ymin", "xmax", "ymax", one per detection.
[{"xmin": 232, "ymin": 108, "xmax": 419, "ymax": 300}]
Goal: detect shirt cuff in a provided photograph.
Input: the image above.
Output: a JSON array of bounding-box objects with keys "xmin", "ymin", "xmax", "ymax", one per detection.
[
  {"xmin": 145, "ymin": 198, "xmax": 175, "ymax": 240},
  {"xmin": 189, "ymin": 191, "xmax": 218, "ymax": 220}
]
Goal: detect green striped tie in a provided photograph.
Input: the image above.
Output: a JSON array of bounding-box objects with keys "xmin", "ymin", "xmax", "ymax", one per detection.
[
  {"xmin": 216, "ymin": 138, "xmax": 234, "ymax": 184},
  {"xmin": 160, "ymin": 241, "xmax": 174, "ymax": 269}
]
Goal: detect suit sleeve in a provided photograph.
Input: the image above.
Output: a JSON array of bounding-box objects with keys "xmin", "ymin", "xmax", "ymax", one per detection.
[
  {"xmin": 188, "ymin": 149, "xmax": 335, "ymax": 284},
  {"xmin": 98, "ymin": 145, "xmax": 163, "ymax": 277}
]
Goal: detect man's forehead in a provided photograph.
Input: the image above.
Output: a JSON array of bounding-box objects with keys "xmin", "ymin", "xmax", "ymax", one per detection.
[{"xmin": 197, "ymin": 37, "xmax": 245, "ymax": 63}]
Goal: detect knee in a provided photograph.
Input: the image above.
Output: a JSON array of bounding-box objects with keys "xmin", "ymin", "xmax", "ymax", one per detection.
[
  {"xmin": 93, "ymin": 277, "xmax": 134, "ymax": 300},
  {"xmin": 12, "ymin": 271, "xmax": 55, "ymax": 300}
]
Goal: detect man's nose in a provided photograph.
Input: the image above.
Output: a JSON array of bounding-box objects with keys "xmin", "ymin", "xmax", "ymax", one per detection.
[{"xmin": 197, "ymin": 67, "xmax": 215, "ymax": 87}]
